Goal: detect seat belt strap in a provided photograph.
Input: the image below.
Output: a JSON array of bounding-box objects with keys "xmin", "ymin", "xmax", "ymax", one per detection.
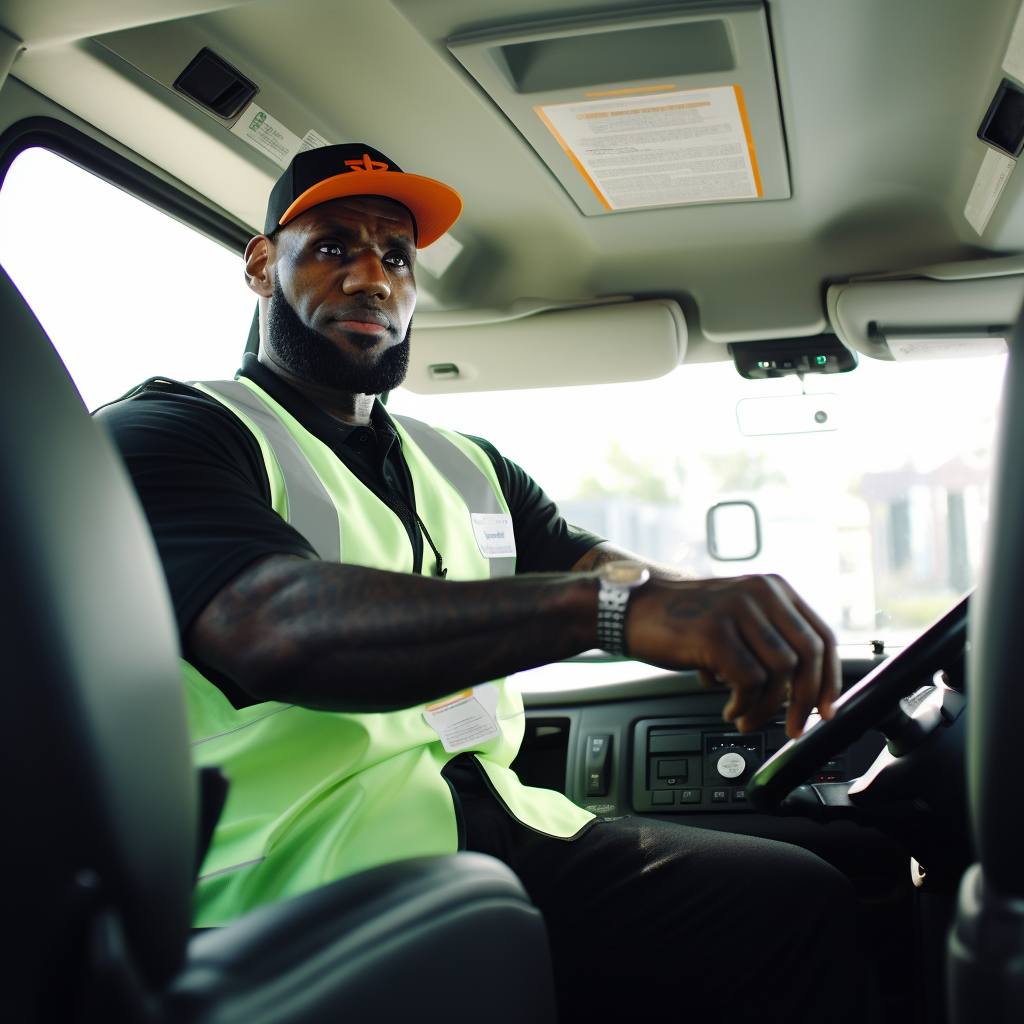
[
  {"xmin": 392, "ymin": 414, "xmax": 515, "ymax": 579},
  {"xmin": 197, "ymin": 379, "xmax": 341, "ymax": 562}
]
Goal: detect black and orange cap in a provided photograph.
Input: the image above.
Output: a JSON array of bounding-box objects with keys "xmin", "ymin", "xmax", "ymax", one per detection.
[{"xmin": 264, "ymin": 143, "xmax": 462, "ymax": 248}]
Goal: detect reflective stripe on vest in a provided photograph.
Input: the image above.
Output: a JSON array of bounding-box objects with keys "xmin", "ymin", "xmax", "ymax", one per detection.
[
  {"xmin": 200, "ymin": 379, "xmax": 341, "ymax": 562},
  {"xmin": 392, "ymin": 414, "xmax": 515, "ymax": 578}
]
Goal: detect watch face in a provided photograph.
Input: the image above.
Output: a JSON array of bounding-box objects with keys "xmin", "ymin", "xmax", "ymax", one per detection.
[{"xmin": 601, "ymin": 560, "xmax": 649, "ymax": 585}]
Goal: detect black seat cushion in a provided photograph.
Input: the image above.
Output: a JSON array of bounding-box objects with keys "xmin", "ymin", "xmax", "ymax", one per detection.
[{"xmin": 167, "ymin": 853, "xmax": 556, "ymax": 1024}]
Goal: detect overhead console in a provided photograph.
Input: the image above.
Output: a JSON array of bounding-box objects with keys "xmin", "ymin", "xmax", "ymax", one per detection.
[
  {"xmin": 827, "ymin": 255, "xmax": 1024, "ymax": 361},
  {"xmin": 729, "ymin": 334, "xmax": 857, "ymax": 379},
  {"xmin": 447, "ymin": 2, "xmax": 790, "ymax": 217}
]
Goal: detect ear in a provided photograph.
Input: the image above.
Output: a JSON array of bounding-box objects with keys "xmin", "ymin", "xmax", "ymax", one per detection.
[{"xmin": 244, "ymin": 235, "xmax": 275, "ymax": 298}]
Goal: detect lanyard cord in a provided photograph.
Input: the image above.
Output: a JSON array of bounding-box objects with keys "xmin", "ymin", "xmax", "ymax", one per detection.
[
  {"xmin": 388, "ymin": 429, "xmax": 445, "ymax": 577},
  {"xmin": 414, "ymin": 513, "xmax": 446, "ymax": 578}
]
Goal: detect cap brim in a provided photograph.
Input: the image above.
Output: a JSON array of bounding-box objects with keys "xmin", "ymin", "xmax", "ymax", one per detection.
[{"xmin": 278, "ymin": 170, "xmax": 462, "ymax": 248}]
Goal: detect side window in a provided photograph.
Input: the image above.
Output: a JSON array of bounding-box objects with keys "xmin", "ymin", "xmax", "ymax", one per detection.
[{"xmin": 0, "ymin": 146, "xmax": 255, "ymax": 409}]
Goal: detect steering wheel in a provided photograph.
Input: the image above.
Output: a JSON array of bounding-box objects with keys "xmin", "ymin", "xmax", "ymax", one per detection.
[{"xmin": 747, "ymin": 593, "xmax": 969, "ymax": 813}]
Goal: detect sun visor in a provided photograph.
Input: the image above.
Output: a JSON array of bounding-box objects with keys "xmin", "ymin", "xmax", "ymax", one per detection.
[
  {"xmin": 405, "ymin": 298, "xmax": 685, "ymax": 393},
  {"xmin": 827, "ymin": 257, "xmax": 1024, "ymax": 361}
]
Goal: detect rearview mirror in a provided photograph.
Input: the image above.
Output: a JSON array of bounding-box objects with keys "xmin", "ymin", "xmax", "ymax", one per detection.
[
  {"xmin": 707, "ymin": 500, "xmax": 761, "ymax": 561},
  {"xmin": 735, "ymin": 394, "xmax": 839, "ymax": 436}
]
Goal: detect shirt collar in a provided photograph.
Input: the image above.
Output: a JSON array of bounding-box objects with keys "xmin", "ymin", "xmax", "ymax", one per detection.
[{"xmin": 238, "ymin": 352, "xmax": 399, "ymax": 448}]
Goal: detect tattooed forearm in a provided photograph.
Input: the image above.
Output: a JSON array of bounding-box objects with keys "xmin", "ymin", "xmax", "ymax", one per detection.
[
  {"xmin": 186, "ymin": 548, "xmax": 841, "ymax": 737},
  {"xmin": 571, "ymin": 541, "xmax": 689, "ymax": 580},
  {"xmin": 186, "ymin": 553, "xmax": 600, "ymax": 712}
]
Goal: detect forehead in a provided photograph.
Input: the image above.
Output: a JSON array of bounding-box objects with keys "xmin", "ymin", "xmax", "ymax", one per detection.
[{"xmin": 283, "ymin": 195, "xmax": 415, "ymax": 242}]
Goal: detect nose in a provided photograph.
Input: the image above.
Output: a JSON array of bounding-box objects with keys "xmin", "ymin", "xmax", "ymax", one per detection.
[{"xmin": 342, "ymin": 248, "xmax": 391, "ymax": 301}]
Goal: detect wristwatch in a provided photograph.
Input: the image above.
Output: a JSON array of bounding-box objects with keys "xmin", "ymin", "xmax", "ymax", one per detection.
[{"xmin": 595, "ymin": 561, "xmax": 650, "ymax": 655}]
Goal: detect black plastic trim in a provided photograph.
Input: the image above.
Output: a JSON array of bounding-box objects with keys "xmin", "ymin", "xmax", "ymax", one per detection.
[
  {"xmin": 0, "ymin": 116, "xmax": 251, "ymax": 253},
  {"xmin": 729, "ymin": 334, "xmax": 858, "ymax": 379},
  {"xmin": 977, "ymin": 77, "xmax": 1024, "ymax": 158},
  {"xmin": 173, "ymin": 46, "xmax": 259, "ymax": 120}
]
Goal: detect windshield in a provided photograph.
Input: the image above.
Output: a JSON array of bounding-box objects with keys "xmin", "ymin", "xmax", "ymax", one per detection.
[
  {"xmin": 389, "ymin": 351, "xmax": 1006, "ymax": 655},
  {"xmin": 0, "ymin": 147, "xmax": 253, "ymax": 409}
]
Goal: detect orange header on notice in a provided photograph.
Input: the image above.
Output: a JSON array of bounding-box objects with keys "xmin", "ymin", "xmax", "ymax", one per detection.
[{"xmin": 425, "ymin": 690, "xmax": 473, "ymax": 712}]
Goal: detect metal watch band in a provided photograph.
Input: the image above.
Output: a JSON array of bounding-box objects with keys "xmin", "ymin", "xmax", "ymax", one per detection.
[{"xmin": 597, "ymin": 581, "xmax": 632, "ymax": 655}]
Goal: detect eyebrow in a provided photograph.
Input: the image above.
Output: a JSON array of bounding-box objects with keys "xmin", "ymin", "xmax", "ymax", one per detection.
[
  {"xmin": 385, "ymin": 233, "xmax": 415, "ymax": 252},
  {"xmin": 309, "ymin": 219, "xmax": 415, "ymax": 249}
]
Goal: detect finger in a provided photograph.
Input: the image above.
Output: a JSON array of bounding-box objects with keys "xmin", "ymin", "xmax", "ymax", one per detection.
[
  {"xmin": 743, "ymin": 576, "xmax": 826, "ymax": 738},
  {"xmin": 731, "ymin": 596, "xmax": 800, "ymax": 732},
  {"xmin": 704, "ymin": 617, "xmax": 770, "ymax": 727},
  {"xmin": 768, "ymin": 576, "xmax": 842, "ymax": 725},
  {"xmin": 697, "ymin": 668, "xmax": 719, "ymax": 689}
]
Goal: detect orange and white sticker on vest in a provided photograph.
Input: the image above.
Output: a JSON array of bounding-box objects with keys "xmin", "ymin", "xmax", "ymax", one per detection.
[{"xmin": 423, "ymin": 682, "xmax": 500, "ymax": 753}]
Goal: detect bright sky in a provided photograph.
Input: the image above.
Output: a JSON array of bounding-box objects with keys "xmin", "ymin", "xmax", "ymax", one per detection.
[
  {"xmin": 390, "ymin": 351, "xmax": 1006, "ymax": 503},
  {"xmin": 0, "ymin": 147, "xmax": 254, "ymax": 408}
]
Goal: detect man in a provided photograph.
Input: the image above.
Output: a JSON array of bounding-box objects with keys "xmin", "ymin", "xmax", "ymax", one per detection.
[{"xmin": 99, "ymin": 144, "xmax": 875, "ymax": 1022}]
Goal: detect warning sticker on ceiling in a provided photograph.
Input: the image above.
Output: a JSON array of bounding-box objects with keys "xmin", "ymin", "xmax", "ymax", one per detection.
[
  {"xmin": 534, "ymin": 85, "xmax": 763, "ymax": 211},
  {"xmin": 229, "ymin": 102, "xmax": 301, "ymax": 169}
]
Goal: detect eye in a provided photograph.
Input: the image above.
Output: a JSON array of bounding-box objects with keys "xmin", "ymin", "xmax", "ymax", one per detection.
[
  {"xmin": 384, "ymin": 251, "xmax": 411, "ymax": 269},
  {"xmin": 316, "ymin": 242, "xmax": 344, "ymax": 257}
]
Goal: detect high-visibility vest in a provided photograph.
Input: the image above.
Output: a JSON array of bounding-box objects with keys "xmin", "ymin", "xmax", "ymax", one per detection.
[{"xmin": 184, "ymin": 377, "xmax": 595, "ymax": 926}]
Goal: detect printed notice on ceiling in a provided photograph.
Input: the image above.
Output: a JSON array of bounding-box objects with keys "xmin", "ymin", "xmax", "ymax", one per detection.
[{"xmin": 534, "ymin": 85, "xmax": 763, "ymax": 211}]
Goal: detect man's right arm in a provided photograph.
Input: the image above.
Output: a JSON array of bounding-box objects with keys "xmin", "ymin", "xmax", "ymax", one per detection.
[
  {"xmin": 187, "ymin": 552, "xmax": 838, "ymax": 737},
  {"xmin": 186, "ymin": 554, "xmax": 598, "ymax": 712}
]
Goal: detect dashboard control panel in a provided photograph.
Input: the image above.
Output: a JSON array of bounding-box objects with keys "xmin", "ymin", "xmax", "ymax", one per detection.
[{"xmin": 631, "ymin": 716, "xmax": 849, "ymax": 813}]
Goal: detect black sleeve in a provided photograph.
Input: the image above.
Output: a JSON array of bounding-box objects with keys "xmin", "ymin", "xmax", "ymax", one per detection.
[
  {"xmin": 458, "ymin": 433, "xmax": 604, "ymax": 573},
  {"xmin": 95, "ymin": 383, "xmax": 318, "ymax": 634}
]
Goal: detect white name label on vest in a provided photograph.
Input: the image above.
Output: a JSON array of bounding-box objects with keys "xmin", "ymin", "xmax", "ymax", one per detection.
[
  {"xmin": 423, "ymin": 682, "xmax": 500, "ymax": 753},
  {"xmin": 471, "ymin": 513, "xmax": 517, "ymax": 559}
]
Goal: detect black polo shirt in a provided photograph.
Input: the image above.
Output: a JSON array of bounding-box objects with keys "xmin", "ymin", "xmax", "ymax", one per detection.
[{"xmin": 97, "ymin": 355, "xmax": 602, "ymax": 696}]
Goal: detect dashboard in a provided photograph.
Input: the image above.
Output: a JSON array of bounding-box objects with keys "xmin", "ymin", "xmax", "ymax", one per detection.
[{"xmin": 510, "ymin": 659, "xmax": 888, "ymax": 826}]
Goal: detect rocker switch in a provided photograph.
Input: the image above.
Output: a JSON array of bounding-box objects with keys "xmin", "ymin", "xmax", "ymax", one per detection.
[{"xmin": 585, "ymin": 734, "xmax": 613, "ymax": 797}]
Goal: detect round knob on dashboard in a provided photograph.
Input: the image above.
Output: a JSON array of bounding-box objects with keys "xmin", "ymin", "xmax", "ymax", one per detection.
[{"xmin": 717, "ymin": 751, "xmax": 746, "ymax": 779}]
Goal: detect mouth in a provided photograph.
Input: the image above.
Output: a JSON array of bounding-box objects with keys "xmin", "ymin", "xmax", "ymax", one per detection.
[{"xmin": 333, "ymin": 307, "xmax": 392, "ymax": 337}]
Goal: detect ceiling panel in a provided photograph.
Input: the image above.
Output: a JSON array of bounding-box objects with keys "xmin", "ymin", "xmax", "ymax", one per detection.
[{"xmin": 6, "ymin": 0, "xmax": 1024, "ymax": 347}]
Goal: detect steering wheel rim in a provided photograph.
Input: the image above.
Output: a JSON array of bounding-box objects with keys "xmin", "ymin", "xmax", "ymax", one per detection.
[{"xmin": 747, "ymin": 593, "xmax": 969, "ymax": 813}]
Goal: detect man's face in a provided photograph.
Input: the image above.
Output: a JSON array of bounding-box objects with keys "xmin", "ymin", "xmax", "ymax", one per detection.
[{"xmin": 262, "ymin": 196, "xmax": 417, "ymax": 392}]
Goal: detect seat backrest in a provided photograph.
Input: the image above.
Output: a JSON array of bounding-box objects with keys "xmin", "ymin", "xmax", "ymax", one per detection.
[{"xmin": 0, "ymin": 268, "xmax": 196, "ymax": 1017}]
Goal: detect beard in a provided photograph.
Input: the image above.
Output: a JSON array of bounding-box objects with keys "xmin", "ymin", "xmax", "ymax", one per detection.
[{"xmin": 265, "ymin": 281, "xmax": 411, "ymax": 393}]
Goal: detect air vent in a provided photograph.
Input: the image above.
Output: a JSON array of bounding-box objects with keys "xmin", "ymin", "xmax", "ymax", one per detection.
[{"xmin": 449, "ymin": 3, "xmax": 789, "ymax": 216}]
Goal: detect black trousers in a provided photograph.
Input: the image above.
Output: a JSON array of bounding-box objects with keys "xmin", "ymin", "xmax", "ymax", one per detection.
[{"xmin": 446, "ymin": 756, "xmax": 880, "ymax": 1023}]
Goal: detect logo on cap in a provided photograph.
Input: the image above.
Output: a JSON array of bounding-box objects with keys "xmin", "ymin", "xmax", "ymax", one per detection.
[{"xmin": 344, "ymin": 153, "xmax": 390, "ymax": 173}]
